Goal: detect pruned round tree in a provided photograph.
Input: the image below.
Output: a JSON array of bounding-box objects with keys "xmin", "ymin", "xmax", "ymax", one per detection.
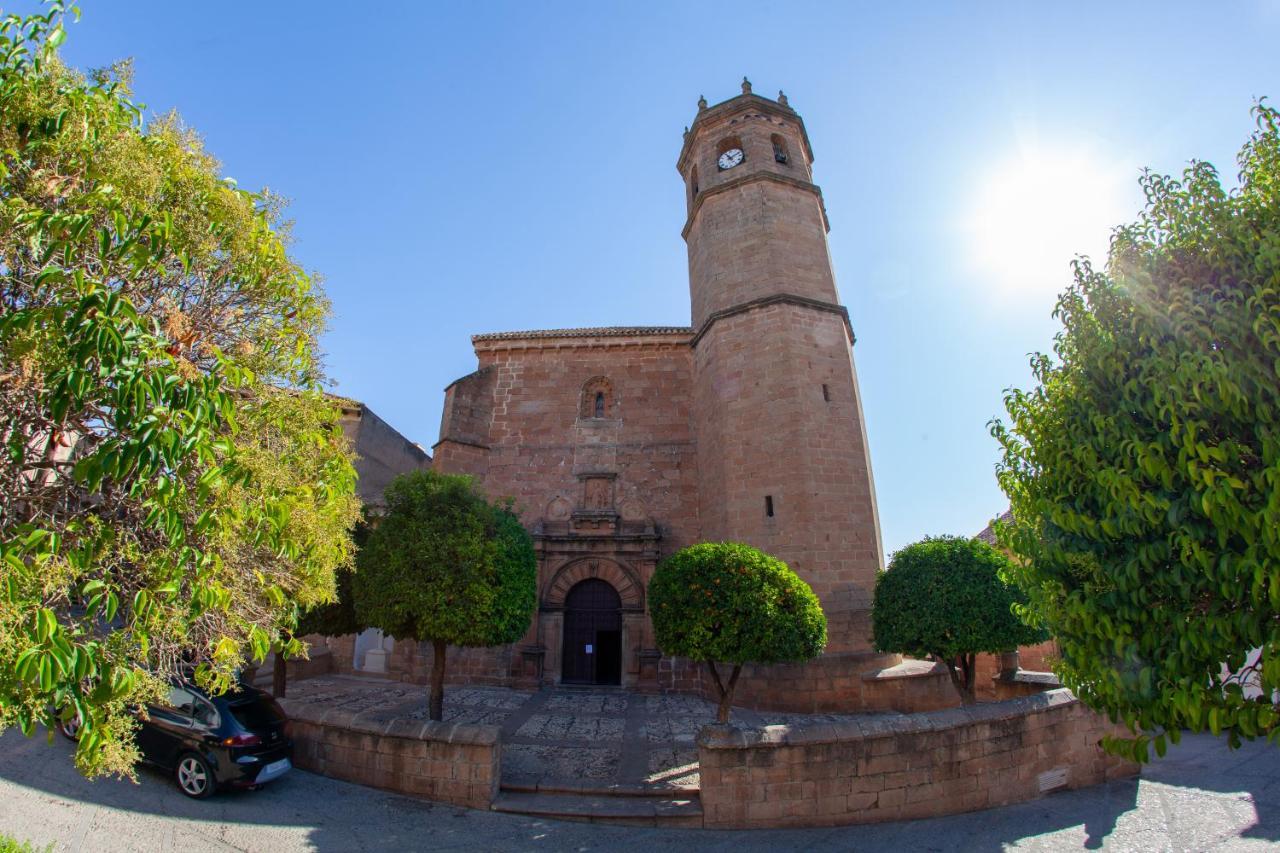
[
  {"xmin": 0, "ymin": 6, "xmax": 360, "ymax": 777},
  {"xmin": 992, "ymin": 101, "xmax": 1280, "ymax": 761},
  {"xmin": 873, "ymin": 536, "xmax": 1046, "ymax": 704},
  {"xmin": 353, "ymin": 471, "xmax": 535, "ymax": 720},
  {"xmin": 650, "ymin": 542, "xmax": 826, "ymax": 723}
]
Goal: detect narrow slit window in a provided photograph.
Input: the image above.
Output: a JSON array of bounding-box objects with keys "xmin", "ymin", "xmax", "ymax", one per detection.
[
  {"xmin": 594, "ymin": 391, "xmax": 605, "ymax": 418},
  {"xmin": 822, "ymin": 383, "xmax": 830, "ymax": 402},
  {"xmin": 765, "ymin": 495, "xmax": 774, "ymax": 517}
]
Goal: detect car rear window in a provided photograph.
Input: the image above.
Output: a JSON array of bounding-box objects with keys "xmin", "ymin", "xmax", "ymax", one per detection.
[{"xmin": 227, "ymin": 696, "xmax": 285, "ymax": 729}]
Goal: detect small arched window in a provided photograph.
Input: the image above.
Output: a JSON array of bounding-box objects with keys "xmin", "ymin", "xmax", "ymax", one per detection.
[
  {"xmin": 690, "ymin": 165, "xmax": 699, "ymax": 199},
  {"xmin": 580, "ymin": 376, "xmax": 614, "ymax": 419},
  {"xmin": 771, "ymin": 133, "xmax": 789, "ymax": 164}
]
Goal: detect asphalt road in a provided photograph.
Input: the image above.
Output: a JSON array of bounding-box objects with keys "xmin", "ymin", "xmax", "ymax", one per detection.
[{"xmin": 0, "ymin": 728, "xmax": 1277, "ymax": 852}]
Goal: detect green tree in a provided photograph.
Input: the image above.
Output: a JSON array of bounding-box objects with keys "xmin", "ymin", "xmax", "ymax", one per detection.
[
  {"xmin": 649, "ymin": 542, "xmax": 826, "ymax": 723},
  {"xmin": 272, "ymin": 557, "xmax": 364, "ymax": 698},
  {"xmin": 353, "ymin": 471, "xmax": 536, "ymax": 720},
  {"xmin": 0, "ymin": 5, "xmax": 360, "ymax": 776},
  {"xmin": 991, "ymin": 101, "xmax": 1280, "ymax": 761},
  {"xmin": 872, "ymin": 536, "xmax": 1047, "ymax": 704}
]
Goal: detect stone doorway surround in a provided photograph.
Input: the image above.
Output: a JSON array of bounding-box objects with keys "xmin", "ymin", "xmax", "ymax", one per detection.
[{"xmin": 526, "ymin": 502, "xmax": 660, "ymax": 689}]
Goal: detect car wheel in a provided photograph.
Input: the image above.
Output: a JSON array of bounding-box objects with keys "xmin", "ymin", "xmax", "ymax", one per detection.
[
  {"xmin": 56, "ymin": 713, "xmax": 81, "ymax": 741},
  {"xmin": 175, "ymin": 753, "xmax": 216, "ymax": 799}
]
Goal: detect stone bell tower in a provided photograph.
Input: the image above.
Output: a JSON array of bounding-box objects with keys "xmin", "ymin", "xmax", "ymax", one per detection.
[{"xmin": 679, "ymin": 80, "xmax": 883, "ymax": 653}]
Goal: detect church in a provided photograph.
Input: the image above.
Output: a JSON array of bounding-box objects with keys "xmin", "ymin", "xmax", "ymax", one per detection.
[{"xmin": 335, "ymin": 81, "xmax": 924, "ymax": 712}]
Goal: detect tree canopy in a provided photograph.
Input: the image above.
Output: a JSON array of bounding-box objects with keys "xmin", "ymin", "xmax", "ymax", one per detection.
[
  {"xmin": 353, "ymin": 470, "xmax": 536, "ymax": 719},
  {"xmin": 872, "ymin": 536, "xmax": 1047, "ymax": 704},
  {"xmin": 649, "ymin": 542, "xmax": 826, "ymax": 722},
  {"xmin": 992, "ymin": 101, "xmax": 1280, "ymax": 760},
  {"xmin": 0, "ymin": 5, "xmax": 360, "ymax": 776}
]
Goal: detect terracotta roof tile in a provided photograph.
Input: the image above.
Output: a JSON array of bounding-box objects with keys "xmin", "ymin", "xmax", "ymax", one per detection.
[{"xmin": 976, "ymin": 510, "xmax": 1014, "ymax": 544}]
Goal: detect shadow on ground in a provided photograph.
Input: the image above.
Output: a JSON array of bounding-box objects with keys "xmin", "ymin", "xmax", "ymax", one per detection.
[{"xmin": 0, "ymin": 723, "xmax": 1275, "ymax": 851}]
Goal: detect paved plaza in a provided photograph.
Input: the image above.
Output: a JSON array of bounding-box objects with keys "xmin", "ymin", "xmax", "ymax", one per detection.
[{"xmin": 283, "ymin": 675, "xmax": 884, "ymax": 793}]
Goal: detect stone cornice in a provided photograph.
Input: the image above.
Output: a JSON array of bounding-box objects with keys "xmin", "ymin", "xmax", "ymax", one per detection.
[
  {"xmin": 681, "ymin": 171, "xmax": 829, "ymax": 240},
  {"xmin": 430, "ymin": 437, "xmax": 489, "ymax": 452},
  {"xmin": 473, "ymin": 327, "xmax": 693, "ymax": 354},
  {"xmin": 473, "ymin": 325, "xmax": 691, "ymax": 343},
  {"xmin": 691, "ymin": 293, "xmax": 855, "ymax": 348}
]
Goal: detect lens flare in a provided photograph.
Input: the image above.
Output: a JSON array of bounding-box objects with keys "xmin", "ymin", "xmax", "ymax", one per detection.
[{"xmin": 966, "ymin": 143, "xmax": 1135, "ymax": 299}]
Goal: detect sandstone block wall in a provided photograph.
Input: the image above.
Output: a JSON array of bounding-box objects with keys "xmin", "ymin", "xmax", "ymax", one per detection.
[
  {"xmin": 698, "ymin": 688, "xmax": 1138, "ymax": 829},
  {"xmin": 323, "ymin": 634, "xmax": 518, "ymax": 688},
  {"xmin": 660, "ymin": 653, "xmax": 960, "ymax": 714},
  {"xmin": 340, "ymin": 403, "xmax": 432, "ymax": 507},
  {"xmin": 280, "ymin": 697, "xmax": 499, "ymax": 809},
  {"xmin": 462, "ymin": 331, "xmax": 700, "ymax": 552},
  {"xmin": 975, "ymin": 640, "xmax": 1060, "ymax": 700},
  {"xmin": 691, "ymin": 301, "xmax": 882, "ymax": 652}
]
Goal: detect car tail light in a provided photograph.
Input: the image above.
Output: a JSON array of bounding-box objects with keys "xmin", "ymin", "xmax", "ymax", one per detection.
[{"xmin": 222, "ymin": 733, "xmax": 262, "ymax": 747}]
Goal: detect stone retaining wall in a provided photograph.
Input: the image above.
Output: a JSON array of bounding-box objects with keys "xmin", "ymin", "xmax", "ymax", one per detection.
[
  {"xmin": 279, "ymin": 697, "xmax": 499, "ymax": 809},
  {"xmin": 660, "ymin": 652, "xmax": 959, "ymax": 714},
  {"xmin": 697, "ymin": 688, "xmax": 1137, "ymax": 828}
]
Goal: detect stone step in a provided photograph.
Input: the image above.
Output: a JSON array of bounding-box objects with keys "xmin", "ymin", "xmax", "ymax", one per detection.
[
  {"xmin": 491, "ymin": 790, "xmax": 703, "ymax": 826},
  {"xmin": 500, "ymin": 778, "xmax": 699, "ymax": 798}
]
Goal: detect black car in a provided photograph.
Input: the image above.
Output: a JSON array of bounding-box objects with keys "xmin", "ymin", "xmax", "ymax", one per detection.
[{"xmin": 59, "ymin": 681, "xmax": 293, "ymax": 799}]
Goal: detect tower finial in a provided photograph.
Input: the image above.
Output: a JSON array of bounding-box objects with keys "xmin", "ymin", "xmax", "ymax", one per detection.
[
  {"xmin": 741, "ymin": 76, "xmax": 752, "ymax": 94},
  {"xmin": 697, "ymin": 94, "xmax": 708, "ymax": 111},
  {"xmin": 778, "ymin": 90, "xmax": 789, "ymax": 107}
]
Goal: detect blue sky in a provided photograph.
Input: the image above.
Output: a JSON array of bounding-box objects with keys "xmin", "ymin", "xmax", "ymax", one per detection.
[{"xmin": 42, "ymin": 1, "xmax": 1280, "ymax": 557}]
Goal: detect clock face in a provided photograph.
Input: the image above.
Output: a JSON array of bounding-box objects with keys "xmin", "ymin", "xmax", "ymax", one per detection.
[{"xmin": 718, "ymin": 148, "xmax": 744, "ymax": 170}]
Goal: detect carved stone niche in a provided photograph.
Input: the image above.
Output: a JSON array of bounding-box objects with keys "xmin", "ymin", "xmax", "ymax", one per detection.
[
  {"xmin": 571, "ymin": 473, "xmax": 618, "ymax": 535},
  {"xmin": 583, "ymin": 476, "xmax": 614, "ymax": 511},
  {"xmin": 545, "ymin": 496, "xmax": 572, "ymax": 521}
]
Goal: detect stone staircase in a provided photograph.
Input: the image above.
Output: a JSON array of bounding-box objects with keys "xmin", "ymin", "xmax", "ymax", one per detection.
[{"xmin": 492, "ymin": 780, "xmax": 703, "ymax": 826}]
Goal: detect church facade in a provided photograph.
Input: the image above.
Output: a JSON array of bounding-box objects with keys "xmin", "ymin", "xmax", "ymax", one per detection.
[{"xmin": 423, "ymin": 82, "xmax": 890, "ymax": 702}]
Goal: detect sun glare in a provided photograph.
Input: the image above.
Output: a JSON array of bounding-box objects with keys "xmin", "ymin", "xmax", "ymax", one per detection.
[{"xmin": 967, "ymin": 142, "xmax": 1135, "ymax": 298}]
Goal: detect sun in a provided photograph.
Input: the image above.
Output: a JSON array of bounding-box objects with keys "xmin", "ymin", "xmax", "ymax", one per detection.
[{"xmin": 966, "ymin": 141, "xmax": 1136, "ymax": 298}]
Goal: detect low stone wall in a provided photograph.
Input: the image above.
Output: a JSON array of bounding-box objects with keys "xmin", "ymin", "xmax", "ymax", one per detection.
[
  {"xmin": 698, "ymin": 688, "xmax": 1138, "ymax": 828},
  {"xmin": 279, "ymin": 696, "xmax": 500, "ymax": 809},
  {"xmin": 975, "ymin": 640, "xmax": 1060, "ymax": 700},
  {"xmin": 322, "ymin": 633, "xmax": 517, "ymax": 688},
  {"xmin": 660, "ymin": 652, "xmax": 959, "ymax": 714}
]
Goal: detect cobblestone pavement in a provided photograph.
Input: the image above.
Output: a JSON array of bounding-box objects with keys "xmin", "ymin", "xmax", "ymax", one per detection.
[
  {"xmin": 282, "ymin": 676, "xmax": 916, "ymax": 792},
  {"xmin": 1, "ymin": 726, "xmax": 1277, "ymax": 851}
]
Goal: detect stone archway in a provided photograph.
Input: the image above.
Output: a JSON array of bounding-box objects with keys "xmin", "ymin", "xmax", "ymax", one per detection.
[
  {"xmin": 541, "ymin": 557, "xmax": 645, "ymax": 687},
  {"xmin": 544, "ymin": 557, "xmax": 643, "ymax": 611}
]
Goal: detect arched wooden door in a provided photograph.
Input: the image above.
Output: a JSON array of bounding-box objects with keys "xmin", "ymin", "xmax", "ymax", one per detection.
[{"xmin": 561, "ymin": 579, "xmax": 622, "ymax": 685}]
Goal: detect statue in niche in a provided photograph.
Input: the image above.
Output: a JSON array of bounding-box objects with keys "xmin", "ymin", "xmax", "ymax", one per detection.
[{"xmin": 583, "ymin": 477, "xmax": 612, "ymax": 510}]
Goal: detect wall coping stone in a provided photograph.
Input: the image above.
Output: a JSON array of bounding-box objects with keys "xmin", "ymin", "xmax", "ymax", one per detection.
[
  {"xmin": 860, "ymin": 657, "xmax": 948, "ymax": 682},
  {"xmin": 997, "ymin": 669, "xmax": 1062, "ymax": 687},
  {"xmin": 698, "ymin": 688, "xmax": 1083, "ymax": 750}
]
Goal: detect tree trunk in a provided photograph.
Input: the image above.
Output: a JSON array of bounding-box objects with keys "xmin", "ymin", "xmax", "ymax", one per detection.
[
  {"xmin": 272, "ymin": 649, "xmax": 286, "ymax": 698},
  {"xmin": 961, "ymin": 653, "xmax": 977, "ymax": 703},
  {"xmin": 428, "ymin": 639, "xmax": 448, "ymax": 721},
  {"xmin": 940, "ymin": 653, "xmax": 977, "ymax": 705},
  {"xmin": 707, "ymin": 661, "xmax": 743, "ymax": 724}
]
